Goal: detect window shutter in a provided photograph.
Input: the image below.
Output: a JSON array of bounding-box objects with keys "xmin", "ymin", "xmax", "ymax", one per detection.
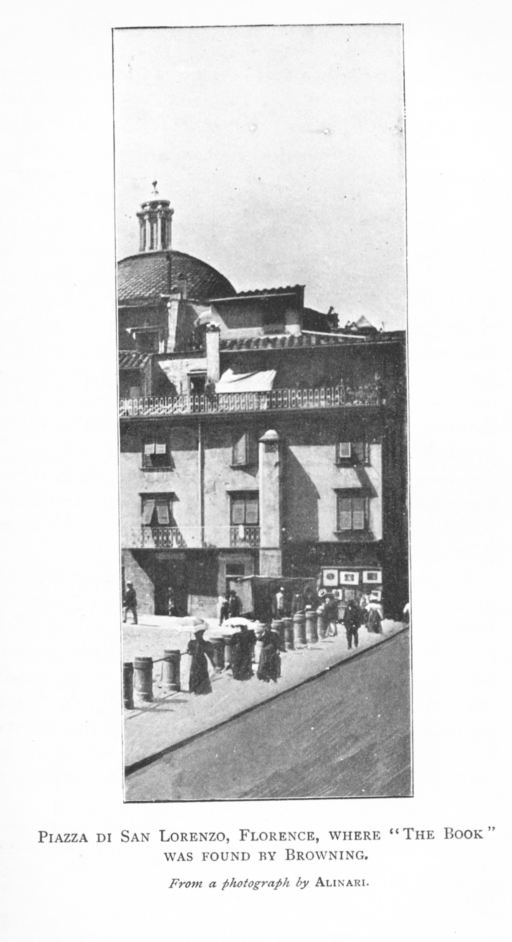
[
  {"xmin": 245, "ymin": 495, "xmax": 259, "ymax": 525},
  {"xmin": 156, "ymin": 500, "xmax": 170, "ymax": 525},
  {"xmin": 338, "ymin": 442, "xmax": 351, "ymax": 460},
  {"xmin": 352, "ymin": 498, "xmax": 365, "ymax": 530},
  {"xmin": 353, "ymin": 442, "xmax": 365, "ymax": 464},
  {"xmin": 232, "ymin": 432, "xmax": 248, "ymax": 466},
  {"xmin": 142, "ymin": 499, "xmax": 155, "ymax": 525},
  {"xmin": 338, "ymin": 497, "xmax": 352, "ymax": 530},
  {"xmin": 231, "ymin": 498, "xmax": 245, "ymax": 525}
]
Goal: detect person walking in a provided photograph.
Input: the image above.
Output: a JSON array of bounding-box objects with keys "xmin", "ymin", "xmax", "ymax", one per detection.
[
  {"xmin": 186, "ymin": 628, "xmax": 215, "ymax": 695},
  {"xmin": 367, "ymin": 604, "xmax": 382, "ymax": 634},
  {"xmin": 167, "ymin": 586, "xmax": 177, "ymax": 617},
  {"xmin": 228, "ymin": 590, "xmax": 242, "ymax": 618},
  {"xmin": 273, "ymin": 586, "xmax": 286, "ymax": 618},
  {"xmin": 257, "ymin": 625, "xmax": 281, "ymax": 683},
  {"xmin": 324, "ymin": 593, "xmax": 339, "ymax": 637},
  {"xmin": 343, "ymin": 598, "xmax": 362, "ymax": 649},
  {"xmin": 231, "ymin": 623, "xmax": 256, "ymax": 680},
  {"xmin": 219, "ymin": 593, "xmax": 230, "ymax": 625},
  {"xmin": 123, "ymin": 581, "xmax": 138, "ymax": 624}
]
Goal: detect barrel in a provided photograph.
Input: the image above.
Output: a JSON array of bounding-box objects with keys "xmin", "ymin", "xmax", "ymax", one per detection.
[
  {"xmin": 293, "ymin": 611, "xmax": 306, "ymax": 647},
  {"xmin": 210, "ymin": 639, "xmax": 225, "ymax": 671},
  {"xmin": 317, "ymin": 607, "xmax": 328, "ymax": 640},
  {"xmin": 282, "ymin": 616, "xmax": 294, "ymax": 650},
  {"xmin": 305, "ymin": 609, "xmax": 318, "ymax": 645},
  {"xmin": 162, "ymin": 649, "xmax": 181, "ymax": 693},
  {"xmin": 123, "ymin": 661, "xmax": 134, "ymax": 709},
  {"xmin": 133, "ymin": 656, "xmax": 153, "ymax": 702}
]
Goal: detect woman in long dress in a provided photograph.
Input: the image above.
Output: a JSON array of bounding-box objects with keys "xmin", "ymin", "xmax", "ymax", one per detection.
[
  {"xmin": 186, "ymin": 628, "xmax": 214, "ymax": 695},
  {"xmin": 231, "ymin": 624, "xmax": 256, "ymax": 680},
  {"xmin": 257, "ymin": 626, "xmax": 281, "ymax": 683}
]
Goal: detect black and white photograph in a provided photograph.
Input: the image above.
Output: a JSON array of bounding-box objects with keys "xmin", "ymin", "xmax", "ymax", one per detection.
[{"xmin": 114, "ymin": 24, "xmax": 411, "ymax": 801}]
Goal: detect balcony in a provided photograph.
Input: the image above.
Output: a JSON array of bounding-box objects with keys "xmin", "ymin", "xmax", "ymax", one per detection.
[
  {"xmin": 119, "ymin": 384, "xmax": 383, "ymax": 418},
  {"xmin": 125, "ymin": 525, "xmax": 261, "ymax": 550}
]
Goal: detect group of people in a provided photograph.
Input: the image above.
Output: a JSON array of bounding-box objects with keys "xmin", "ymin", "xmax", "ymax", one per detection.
[{"xmin": 186, "ymin": 621, "xmax": 281, "ymax": 696}]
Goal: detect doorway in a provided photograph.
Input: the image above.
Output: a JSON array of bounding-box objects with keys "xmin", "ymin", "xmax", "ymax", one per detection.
[{"xmin": 153, "ymin": 554, "xmax": 187, "ymax": 615}]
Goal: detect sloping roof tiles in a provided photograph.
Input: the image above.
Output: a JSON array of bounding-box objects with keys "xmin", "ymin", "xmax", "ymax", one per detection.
[
  {"xmin": 119, "ymin": 351, "xmax": 150, "ymax": 370},
  {"xmin": 117, "ymin": 250, "xmax": 236, "ymax": 302}
]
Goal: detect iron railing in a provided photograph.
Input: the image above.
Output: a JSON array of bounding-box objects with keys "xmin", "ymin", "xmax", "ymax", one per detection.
[{"xmin": 126, "ymin": 525, "xmax": 261, "ymax": 549}]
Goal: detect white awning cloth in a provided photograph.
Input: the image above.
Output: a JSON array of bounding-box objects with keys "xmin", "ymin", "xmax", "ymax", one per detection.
[{"xmin": 215, "ymin": 368, "xmax": 276, "ymax": 393}]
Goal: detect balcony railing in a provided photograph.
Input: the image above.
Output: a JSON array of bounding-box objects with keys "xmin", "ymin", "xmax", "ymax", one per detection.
[
  {"xmin": 126, "ymin": 525, "xmax": 261, "ymax": 549},
  {"xmin": 119, "ymin": 384, "xmax": 383, "ymax": 418}
]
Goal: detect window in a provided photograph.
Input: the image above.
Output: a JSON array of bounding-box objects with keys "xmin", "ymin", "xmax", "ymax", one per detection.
[
  {"xmin": 142, "ymin": 434, "xmax": 171, "ymax": 469},
  {"xmin": 337, "ymin": 495, "xmax": 368, "ymax": 532},
  {"xmin": 230, "ymin": 492, "xmax": 259, "ymax": 526},
  {"xmin": 141, "ymin": 494, "xmax": 175, "ymax": 527},
  {"xmin": 135, "ymin": 329, "xmax": 160, "ymax": 352},
  {"xmin": 336, "ymin": 440, "xmax": 369, "ymax": 465},
  {"xmin": 189, "ymin": 373, "xmax": 206, "ymax": 395},
  {"xmin": 231, "ymin": 430, "xmax": 257, "ymax": 467}
]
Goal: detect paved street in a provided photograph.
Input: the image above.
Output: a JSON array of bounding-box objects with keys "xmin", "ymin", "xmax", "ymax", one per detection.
[{"xmin": 126, "ymin": 630, "xmax": 411, "ymax": 801}]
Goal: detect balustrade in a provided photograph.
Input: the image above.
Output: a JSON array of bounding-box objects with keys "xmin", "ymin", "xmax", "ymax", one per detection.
[{"xmin": 119, "ymin": 384, "xmax": 383, "ymax": 417}]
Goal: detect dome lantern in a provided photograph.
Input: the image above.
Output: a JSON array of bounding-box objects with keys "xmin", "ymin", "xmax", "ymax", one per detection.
[{"xmin": 136, "ymin": 181, "xmax": 174, "ymax": 253}]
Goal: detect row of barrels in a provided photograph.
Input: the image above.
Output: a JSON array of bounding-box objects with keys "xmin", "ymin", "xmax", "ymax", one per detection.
[{"xmin": 123, "ymin": 609, "xmax": 331, "ymax": 709}]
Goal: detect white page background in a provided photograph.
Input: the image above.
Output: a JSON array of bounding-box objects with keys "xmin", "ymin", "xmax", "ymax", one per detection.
[{"xmin": 1, "ymin": 3, "xmax": 510, "ymax": 940}]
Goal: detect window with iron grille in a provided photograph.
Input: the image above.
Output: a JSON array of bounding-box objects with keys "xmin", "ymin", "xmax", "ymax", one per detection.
[
  {"xmin": 230, "ymin": 492, "xmax": 259, "ymax": 526},
  {"xmin": 336, "ymin": 494, "xmax": 368, "ymax": 532},
  {"xmin": 336, "ymin": 440, "xmax": 369, "ymax": 465},
  {"xmin": 142, "ymin": 434, "xmax": 171, "ymax": 469},
  {"xmin": 231, "ymin": 430, "xmax": 257, "ymax": 468},
  {"xmin": 141, "ymin": 494, "xmax": 175, "ymax": 527}
]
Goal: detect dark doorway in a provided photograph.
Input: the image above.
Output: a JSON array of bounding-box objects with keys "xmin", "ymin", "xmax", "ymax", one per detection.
[{"xmin": 154, "ymin": 554, "xmax": 187, "ymax": 615}]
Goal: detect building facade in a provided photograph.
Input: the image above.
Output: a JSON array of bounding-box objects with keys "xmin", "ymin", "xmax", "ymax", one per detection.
[{"xmin": 118, "ymin": 188, "xmax": 408, "ymax": 619}]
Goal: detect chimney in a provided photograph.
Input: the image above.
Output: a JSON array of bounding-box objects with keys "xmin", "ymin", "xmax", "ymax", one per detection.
[{"xmin": 205, "ymin": 323, "xmax": 220, "ymax": 384}]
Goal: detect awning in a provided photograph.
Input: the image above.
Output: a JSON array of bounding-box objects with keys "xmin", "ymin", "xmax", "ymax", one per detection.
[{"xmin": 215, "ymin": 368, "xmax": 276, "ymax": 393}]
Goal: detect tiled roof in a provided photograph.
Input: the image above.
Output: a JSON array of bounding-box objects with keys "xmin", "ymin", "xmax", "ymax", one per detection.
[
  {"xmin": 117, "ymin": 250, "xmax": 236, "ymax": 302},
  {"xmin": 216, "ymin": 284, "xmax": 304, "ymax": 299},
  {"xmin": 220, "ymin": 333, "xmax": 360, "ymax": 352},
  {"xmin": 119, "ymin": 351, "xmax": 150, "ymax": 370},
  {"xmin": 220, "ymin": 331, "xmax": 403, "ymax": 352}
]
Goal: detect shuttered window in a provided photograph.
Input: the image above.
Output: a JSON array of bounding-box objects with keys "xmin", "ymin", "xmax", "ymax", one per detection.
[
  {"xmin": 337, "ymin": 495, "xmax": 368, "ymax": 532},
  {"xmin": 230, "ymin": 493, "xmax": 259, "ymax": 526},
  {"xmin": 142, "ymin": 434, "xmax": 171, "ymax": 469},
  {"xmin": 142, "ymin": 496, "xmax": 174, "ymax": 527},
  {"xmin": 232, "ymin": 431, "xmax": 257, "ymax": 467},
  {"xmin": 336, "ymin": 440, "xmax": 369, "ymax": 464}
]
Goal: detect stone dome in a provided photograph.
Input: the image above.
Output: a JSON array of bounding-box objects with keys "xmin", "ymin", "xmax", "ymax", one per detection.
[{"xmin": 117, "ymin": 249, "xmax": 236, "ymax": 302}]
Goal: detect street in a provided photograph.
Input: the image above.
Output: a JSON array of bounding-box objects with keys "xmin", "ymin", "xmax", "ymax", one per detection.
[{"xmin": 126, "ymin": 630, "xmax": 411, "ymax": 801}]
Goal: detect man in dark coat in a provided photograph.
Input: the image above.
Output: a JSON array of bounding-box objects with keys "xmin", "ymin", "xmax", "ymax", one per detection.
[
  {"xmin": 219, "ymin": 594, "xmax": 230, "ymax": 625},
  {"xmin": 324, "ymin": 593, "xmax": 339, "ymax": 637},
  {"xmin": 228, "ymin": 590, "xmax": 242, "ymax": 618},
  {"xmin": 123, "ymin": 581, "xmax": 138, "ymax": 624},
  {"xmin": 343, "ymin": 599, "xmax": 362, "ymax": 649}
]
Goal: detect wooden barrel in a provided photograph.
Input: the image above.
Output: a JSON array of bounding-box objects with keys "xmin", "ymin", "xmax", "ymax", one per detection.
[
  {"xmin": 293, "ymin": 612, "xmax": 306, "ymax": 647},
  {"xmin": 162, "ymin": 649, "xmax": 181, "ymax": 692},
  {"xmin": 133, "ymin": 656, "xmax": 153, "ymax": 702},
  {"xmin": 305, "ymin": 609, "xmax": 318, "ymax": 644}
]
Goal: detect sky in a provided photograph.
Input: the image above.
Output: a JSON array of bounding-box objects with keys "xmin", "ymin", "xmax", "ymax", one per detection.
[{"xmin": 114, "ymin": 25, "xmax": 406, "ymax": 328}]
